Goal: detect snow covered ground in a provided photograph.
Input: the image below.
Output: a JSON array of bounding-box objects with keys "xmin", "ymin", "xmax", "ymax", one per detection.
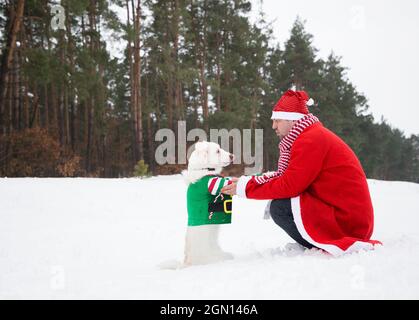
[{"xmin": 1, "ymin": 176, "xmax": 419, "ymax": 299}]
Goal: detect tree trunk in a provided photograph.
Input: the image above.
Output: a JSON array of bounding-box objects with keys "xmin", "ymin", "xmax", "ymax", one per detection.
[
  {"xmin": 86, "ymin": 98, "xmax": 93, "ymax": 173},
  {"xmin": 44, "ymin": 84, "xmax": 49, "ymax": 131},
  {"xmin": 189, "ymin": 0, "xmax": 203, "ymax": 128},
  {"xmin": 70, "ymin": 98, "xmax": 75, "ymax": 152},
  {"xmin": 126, "ymin": 0, "xmax": 137, "ymax": 163},
  {"xmin": 7, "ymin": 73, "xmax": 13, "ymax": 133},
  {"xmin": 57, "ymin": 84, "xmax": 64, "ymax": 146},
  {"xmin": 0, "ymin": 0, "xmax": 25, "ymax": 133},
  {"xmin": 85, "ymin": 0, "xmax": 98, "ymax": 174},
  {"xmin": 133, "ymin": 0, "xmax": 143, "ymax": 160},
  {"xmin": 173, "ymin": 0, "xmax": 182, "ymax": 122},
  {"xmin": 144, "ymin": 68, "xmax": 154, "ymax": 171},
  {"xmin": 13, "ymin": 50, "xmax": 20, "ymax": 130},
  {"xmin": 64, "ymin": 86, "xmax": 70, "ymax": 145},
  {"xmin": 65, "ymin": 3, "xmax": 76, "ymax": 151},
  {"xmin": 29, "ymin": 83, "xmax": 40, "ymax": 128},
  {"xmin": 216, "ymin": 34, "xmax": 221, "ymax": 111},
  {"xmin": 21, "ymin": 24, "xmax": 30, "ymax": 129},
  {"xmin": 50, "ymin": 82, "xmax": 58, "ymax": 138},
  {"xmin": 200, "ymin": 0, "xmax": 209, "ymax": 128},
  {"xmin": 166, "ymin": 79, "xmax": 173, "ymax": 130},
  {"xmin": 23, "ymin": 78, "xmax": 30, "ymax": 129}
]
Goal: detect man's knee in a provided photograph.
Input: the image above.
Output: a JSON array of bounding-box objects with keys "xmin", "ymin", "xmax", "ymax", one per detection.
[
  {"xmin": 270, "ymin": 198, "xmax": 292, "ymax": 225},
  {"xmin": 270, "ymin": 198, "xmax": 291, "ymax": 217},
  {"xmin": 270, "ymin": 198, "xmax": 316, "ymax": 250}
]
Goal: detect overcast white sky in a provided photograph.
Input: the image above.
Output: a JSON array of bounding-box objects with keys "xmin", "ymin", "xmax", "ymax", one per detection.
[{"xmin": 250, "ymin": 0, "xmax": 419, "ymax": 136}]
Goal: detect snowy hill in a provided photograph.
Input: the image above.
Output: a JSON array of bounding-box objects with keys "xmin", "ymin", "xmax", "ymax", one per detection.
[{"xmin": 1, "ymin": 176, "xmax": 419, "ymax": 299}]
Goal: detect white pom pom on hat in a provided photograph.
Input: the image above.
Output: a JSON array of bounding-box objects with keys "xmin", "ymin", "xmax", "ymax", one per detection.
[{"xmin": 306, "ymin": 98, "xmax": 314, "ymax": 106}]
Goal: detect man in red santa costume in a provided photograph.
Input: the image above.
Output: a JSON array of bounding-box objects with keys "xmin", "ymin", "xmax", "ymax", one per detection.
[{"xmin": 221, "ymin": 89, "xmax": 381, "ymax": 256}]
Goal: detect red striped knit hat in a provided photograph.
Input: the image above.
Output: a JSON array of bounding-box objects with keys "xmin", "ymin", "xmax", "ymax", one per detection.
[{"xmin": 271, "ymin": 89, "xmax": 314, "ymax": 121}]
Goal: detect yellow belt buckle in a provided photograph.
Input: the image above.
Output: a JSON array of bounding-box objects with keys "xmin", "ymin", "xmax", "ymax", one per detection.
[{"xmin": 223, "ymin": 199, "xmax": 233, "ymax": 214}]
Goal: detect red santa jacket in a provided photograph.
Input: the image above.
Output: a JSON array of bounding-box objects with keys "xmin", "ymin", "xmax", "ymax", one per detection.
[{"xmin": 236, "ymin": 122, "xmax": 381, "ymax": 256}]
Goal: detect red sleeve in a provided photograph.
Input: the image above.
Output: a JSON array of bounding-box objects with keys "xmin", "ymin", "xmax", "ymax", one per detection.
[{"xmin": 245, "ymin": 134, "xmax": 328, "ymax": 200}]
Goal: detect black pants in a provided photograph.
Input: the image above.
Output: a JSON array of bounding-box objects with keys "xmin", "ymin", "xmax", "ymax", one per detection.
[{"xmin": 270, "ymin": 199, "xmax": 316, "ymax": 249}]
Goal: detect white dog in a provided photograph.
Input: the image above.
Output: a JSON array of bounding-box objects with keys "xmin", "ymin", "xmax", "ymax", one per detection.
[{"xmin": 182, "ymin": 141, "xmax": 235, "ymax": 266}]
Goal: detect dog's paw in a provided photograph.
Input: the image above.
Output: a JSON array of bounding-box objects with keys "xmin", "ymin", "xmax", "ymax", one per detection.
[
  {"xmin": 183, "ymin": 251, "xmax": 234, "ymax": 266},
  {"xmin": 209, "ymin": 251, "xmax": 234, "ymax": 263},
  {"xmin": 157, "ymin": 259, "xmax": 184, "ymax": 270},
  {"xmin": 221, "ymin": 251, "xmax": 234, "ymax": 261}
]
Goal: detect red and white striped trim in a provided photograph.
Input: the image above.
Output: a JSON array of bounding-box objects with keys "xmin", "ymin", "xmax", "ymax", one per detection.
[
  {"xmin": 276, "ymin": 114, "xmax": 319, "ymax": 177},
  {"xmin": 208, "ymin": 177, "xmax": 232, "ymax": 195},
  {"xmin": 290, "ymin": 196, "xmax": 375, "ymax": 257},
  {"xmin": 253, "ymin": 171, "xmax": 280, "ymax": 185},
  {"xmin": 271, "ymin": 111, "xmax": 306, "ymax": 121}
]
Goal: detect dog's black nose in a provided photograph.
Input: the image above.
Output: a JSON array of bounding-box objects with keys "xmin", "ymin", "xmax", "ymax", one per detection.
[{"xmin": 229, "ymin": 154, "xmax": 234, "ymax": 161}]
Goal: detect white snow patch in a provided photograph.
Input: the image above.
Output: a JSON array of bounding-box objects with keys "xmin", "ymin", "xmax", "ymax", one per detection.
[{"xmin": 0, "ymin": 176, "xmax": 418, "ymax": 299}]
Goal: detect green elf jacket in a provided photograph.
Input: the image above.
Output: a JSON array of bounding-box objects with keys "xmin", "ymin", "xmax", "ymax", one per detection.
[{"xmin": 187, "ymin": 175, "xmax": 233, "ymax": 226}]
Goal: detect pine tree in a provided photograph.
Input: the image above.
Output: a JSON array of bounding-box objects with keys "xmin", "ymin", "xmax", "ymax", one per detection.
[{"xmin": 282, "ymin": 17, "xmax": 322, "ymax": 92}]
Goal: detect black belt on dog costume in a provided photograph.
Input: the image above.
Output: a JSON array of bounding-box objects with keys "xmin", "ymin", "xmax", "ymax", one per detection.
[{"xmin": 208, "ymin": 198, "xmax": 232, "ymax": 214}]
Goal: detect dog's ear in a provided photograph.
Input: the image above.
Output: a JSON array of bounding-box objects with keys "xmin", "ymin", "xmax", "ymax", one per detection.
[
  {"xmin": 191, "ymin": 141, "xmax": 208, "ymax": 165},
  {"xmin": 194, "ymin": 141, "xmax": 208, "ymax": 153}
]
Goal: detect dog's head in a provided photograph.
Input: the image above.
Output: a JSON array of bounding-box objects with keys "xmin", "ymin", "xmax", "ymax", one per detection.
[
  {"xmin": 189, "ymin": 141, "xmax": 234, "ymax": 170},
  {"xmin": 183, "ymin": 141, "xmax": 234, "ymax": 184}
]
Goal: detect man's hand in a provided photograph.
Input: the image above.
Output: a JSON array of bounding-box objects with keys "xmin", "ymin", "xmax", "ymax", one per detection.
[{"xmin": 221, "ymin": 177, "xmax": 239, "ymax": 196}]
